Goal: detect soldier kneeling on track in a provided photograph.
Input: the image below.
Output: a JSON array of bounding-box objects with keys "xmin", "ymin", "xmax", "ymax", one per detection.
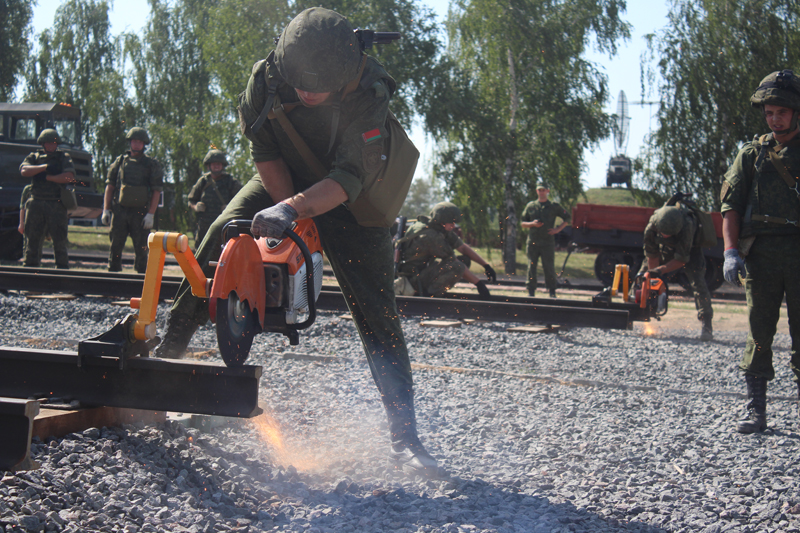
[{"xmin": 394, "ymin": 202, "xmax": 496, "ymax": 299}]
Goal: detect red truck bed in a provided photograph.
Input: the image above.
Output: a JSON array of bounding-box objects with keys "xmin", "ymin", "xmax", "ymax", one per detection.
[{"xmin": 572, "ymin": 203, "xmax": 722, "ymax": 238}]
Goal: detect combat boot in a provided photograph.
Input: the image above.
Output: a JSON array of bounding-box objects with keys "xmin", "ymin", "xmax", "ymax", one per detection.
[
  {"xmin": 737, "ymin": 374, "xmax": 768, "ymax": 434},
  {"xmin": 549, "ymin": 290, "xmax": 557, "ymax": 298},
  {"xmin": 476, "ymin": 281, "xmax": 491, "ymax": 300},
  {"xmin": 153, "ymin": 312, "xmax": 198, "ymax": 359},
  {"xmin": 700, "ymin": 316, "xmax": 713, "ymax": 342},
  {"xmin": 383, "ymin": 387, "xmax": 444, "ymax": 478}
]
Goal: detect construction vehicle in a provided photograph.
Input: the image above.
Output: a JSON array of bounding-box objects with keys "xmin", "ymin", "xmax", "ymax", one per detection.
[
  {"xmin": 0, "ymin": 103, "xmax": 103, "ymax": 260},
  {"xmin": 567, "ymin": 202, "xmax": 724, "ymax": 292}
]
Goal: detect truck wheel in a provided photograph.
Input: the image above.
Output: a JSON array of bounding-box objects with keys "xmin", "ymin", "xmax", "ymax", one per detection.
[
  {"xmin": 595, "ymin": 251, "xmax": 640, "ymax": 287},
  {"xmin": 0, "ymin": 230, "xmax": 23, "ymax": 261},
  {"xmin": 704, "ymin": 257, "xmax": 724, "ymax": 293}
]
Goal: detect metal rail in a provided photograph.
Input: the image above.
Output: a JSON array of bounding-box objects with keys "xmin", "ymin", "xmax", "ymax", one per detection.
[
  {"xmin": 0, "ymin": 346, "xmax": 263, "ymax": 418},
  {"xmin": 0, "ymin": 267, "xmax": 633, "ymax": 329},
  {"xmin": 0, "ymin": 397, "xmax": 39, "ymax": 471}
]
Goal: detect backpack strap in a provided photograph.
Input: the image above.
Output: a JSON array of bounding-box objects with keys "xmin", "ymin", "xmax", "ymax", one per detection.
[
  {"xmin": 761, "ymin": 134, "xmax": 800, "ymax": 198},
  {"xmin": 250, "ymin": 51, "xmax": 280, "ymax": 136},
  {"xmin": 271, "ymin": 93, "xmax": 328, "ymax": 180}
]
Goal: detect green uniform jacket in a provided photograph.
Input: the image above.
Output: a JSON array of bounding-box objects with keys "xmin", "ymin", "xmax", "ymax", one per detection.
[
  {"xmin": 643, "ymin": 207, "xmax": 697, "ymax": 264},
  {"xmin": 21, "ymin": 149, "xmax": 75, "ymax": 201},
  {"xmin": 398, "ymin": 216, "xmax": 463, "ymax": 275},
  {"xmin": 188, "ymin": 173, "xmax": 243, "ymax": 219},
  {"xmin": 237, "ymin": 56, "xmax": 394, "ymax": 206},
  {"xmin": 521, "ymin": 200, "xmax": 571, "ymax": 246},
  {"xmin": 720, "ymin": 134, "xmax": 800, "ymax": 236},
  {"xmin": 106, "ymin": 151, "xmax": 164, "ymax": 206}
]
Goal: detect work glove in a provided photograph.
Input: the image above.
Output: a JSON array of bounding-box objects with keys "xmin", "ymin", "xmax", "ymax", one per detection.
[
  {"xmin": 194, "ymin": 201, "xmax": 206, "ymax": 212},
  {"xmin": 251, "ymin": 202, "xmax": 298, "ymax": 239},
  {"xmin": 46, "ymin": 160, "xmax": 62, "ymax": 175},
  {"xmin": 484, "ymin": 265, "xmax": 497, "ymax": 284},
  {"xmin": 142, "ymin": 213, "xmax": 154, "ymax": 230},
  {"xmin": 101, "ymin": 209, "xmax": 112, "ymax": 226},
  {"xmin": 723, "ymin": 248, "xmax": 745, "ymax": 286}
]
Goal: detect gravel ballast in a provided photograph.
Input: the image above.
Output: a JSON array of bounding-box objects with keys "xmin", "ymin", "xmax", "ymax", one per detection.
[{"xmin": 1, "ymin": 291, "xmax": 800, "ymax": 533}]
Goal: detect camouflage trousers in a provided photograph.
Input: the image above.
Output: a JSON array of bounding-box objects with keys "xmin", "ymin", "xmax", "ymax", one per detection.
[
  {"xmin": 171, "ymin": 177, "xmax": 414, "ymax": 398},
  {"xmin": 740, "ymin": 234, "xmax": 800, "ymax": 381},
  {"xmin": 411, "ymin": 257, "xmax": 467, "ymax": 296},
  {"xmin": 526, "ymin": 241, "xmax": 556, "ymax": 293},
  {"xmin": 658, "ymin": 246, "xmax": 713, "ymax": 321},
  {"xmin": 23, "ymin": 198, "xmax": 69, "ymax": 268},
  {"xmin": 109, "ymin": 204, "xmax": 150, "ymax": 273},
  {"xmin": 193, "ymin": 215, "xmax": 217, "ymax": 251}
]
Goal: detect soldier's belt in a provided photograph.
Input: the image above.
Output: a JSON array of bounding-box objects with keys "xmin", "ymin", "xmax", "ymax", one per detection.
[{"xmin": 751, "ymin": 214, "xmax": 798, "ymax": 226}]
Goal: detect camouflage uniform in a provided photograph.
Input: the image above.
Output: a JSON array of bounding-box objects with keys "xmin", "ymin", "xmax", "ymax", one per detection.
[
  {"xmin": 106, "ymin": 151, "xmax": 164, "ymax": 272},
  {"xmin": 642, "ymin": 206, "xmax": 713, "ymax": 321},
  {"xmin": 21, "ymin": 149, "xmax": 74, "ymax": 268},
  {"xmin": 187, "ymin": 172, "xmax": 242, "ymax": 246},
  {"xmin": 721, "ymin": 134, "xmax": 800, "ymax": 381},
  {"xmin": 521, "ymin": 199, "xmax": 571, "ymax": 294},
  {"xmin": 397, "ymin": 216, "xmax": 466, "ymax": 296},
  {"xmin": 19, "ymin": 184, "xmax": 37, "ymax": 264}
]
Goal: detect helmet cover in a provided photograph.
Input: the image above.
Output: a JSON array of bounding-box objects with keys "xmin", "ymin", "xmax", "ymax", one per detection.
[
  {"xmin": 430, "ymin": 202, "xmax": 463, "ymax": 225},
  {"xmin": 126, "ymin": 127, "xmax": 151, "ymax": 144},
  {"xmin": 37, "ymin": 128, "xmax": 60, "ymax": 145},
  {"xmin": 750, "ymin": 70, "xmax": 800, "ymax": 111},
  {"xmin": 203, "ymin": 149, "xmax": 228, "ymax": 167},
  {"xmin": 655, "ymin": 206, "xmax": 684, "ymax": 236}
]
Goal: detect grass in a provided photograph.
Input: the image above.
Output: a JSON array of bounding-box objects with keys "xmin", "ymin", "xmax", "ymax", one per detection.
[
  {"xmin": 469, "ymin": 246, "xmax": 596, "ymax": 280},
  {"xmin": 579, "ymin": 187, "xmax": 664, "ymax": 208}
]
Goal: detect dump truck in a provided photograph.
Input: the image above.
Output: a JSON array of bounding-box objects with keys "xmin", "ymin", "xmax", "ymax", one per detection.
[
  {"xmin": 568, "ymin": 202, "xmax": 724, "ymax": 292},
  {"xmin": 0, "ymin": 103, "xmax": 102, "ymax": 259}
]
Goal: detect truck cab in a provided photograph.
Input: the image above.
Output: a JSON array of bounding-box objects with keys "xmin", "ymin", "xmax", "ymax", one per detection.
[
  {"xmin": 606, "ymin": 155, "xmax": 632, "ymax": 188},
  {"xmin": 0, "ymin": 103, "xmax": 102, "ymax": 259}
]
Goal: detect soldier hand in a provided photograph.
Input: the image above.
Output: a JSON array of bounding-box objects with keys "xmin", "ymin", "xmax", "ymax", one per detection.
[
  {"xmin": 647, "ymin": 268, "xmax": 662, "ymax": 279},
  {"xmin": 723, "ymin": 248, "xmax": 745, "ymax": 286},
  {"xmin": 484, "ymin": 265, "xmax": 497, "ymax": 283},
  {"xmin": 251, "ymin": 202, "xmax": 298, "ymax": 239},
  {"xmin": 194, "ymin": 202, "xmax": 206, "ymax": 213},
  {"xmin": 142, "ymin": 213, "xmax": 154, "ymax": 230},
  {"xmin": 101, "ymin": 210, "xmax": 112, "ymax": 226}
]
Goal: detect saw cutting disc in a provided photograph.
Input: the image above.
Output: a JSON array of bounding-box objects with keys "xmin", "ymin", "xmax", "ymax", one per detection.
[{"xmin": 216, "ymin": 290, "xmax": 260, "ymax": 367}]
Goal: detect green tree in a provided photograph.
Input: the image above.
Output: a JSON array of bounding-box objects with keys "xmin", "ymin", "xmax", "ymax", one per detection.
[
  {"xmin": 25, "ymin": 0, "xmax": 134, "ymax": 183},
  {"xmin": 0, "ymin": 0, "xmax": 34, "ymax": 101},
  {"xmin": 433, "ymin": 0, "xmax": 630, "ymax": 273},
  {"xmin": 399, "ymin": 174, "xmax": 444, "ymax": 218},
  {"xmin": 640, "ymin": 0, "xmax": 800, "ymax": 210}
]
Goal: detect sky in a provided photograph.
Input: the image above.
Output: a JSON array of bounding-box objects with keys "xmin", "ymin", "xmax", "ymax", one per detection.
[{"xmin": 30, "ymin": 0, "xmax": 670, "ymax": 190}]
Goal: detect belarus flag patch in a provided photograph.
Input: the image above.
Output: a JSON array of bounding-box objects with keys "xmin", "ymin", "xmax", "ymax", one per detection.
[{"xmin": 362, "ymin": 128, "xmax": 382, "ymax": 143}]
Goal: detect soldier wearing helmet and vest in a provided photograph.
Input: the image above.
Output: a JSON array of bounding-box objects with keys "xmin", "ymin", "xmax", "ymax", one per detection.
[
  {"xmin": 18, "ymin": 128, "xmax": 76, "ymax": 269},
  {"xmin": 395, "ymin": 202, "xmax": 496, "ymax": 298},
  {"xmin": 102, "ymin": 127, "xmax": 164, "ymax": 273},
  {"xmin": 721, "ymin": 69, "xmax": 800, "ymax": 434},
  {"xmin": 638, "ymin": 203, "xmax": 714, "ymax": 341},
  {"xmin": 154, "ymin": 8, "xmax": 444, "ymax": 477},
  {"xmin": 187, "ymin": 149, "xmax": 242, "ymax": 247}
]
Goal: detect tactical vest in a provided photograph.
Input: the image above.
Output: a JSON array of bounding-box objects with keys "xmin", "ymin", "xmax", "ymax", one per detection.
[
  {"xmin": 741, "ymin": 134, "xmax": 800, "ymax": 237},
  {"xmin": 29, "ymin": 150, "xmax": 67, "ymax": 201},
  {"xmin": 113, "ymin": 154, "xmax": 157, "ymax": 208}
]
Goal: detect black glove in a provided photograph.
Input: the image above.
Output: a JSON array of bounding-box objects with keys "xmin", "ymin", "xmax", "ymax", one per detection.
[
  {"xmin": 484, "ymin": 265, "xmax": 497, "ymax": 283},
  {"xmin": 251, "ymin": 202, "xmax": 298, "ymax": 239},
  {"xmin": 46, "ymin": 160, "xmax": 62, "ymax": 175}
]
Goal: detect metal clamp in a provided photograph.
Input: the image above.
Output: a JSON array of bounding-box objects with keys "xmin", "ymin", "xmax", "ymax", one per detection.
[
  {"xmin": 787, "ymin": 219, "xmax": 798, "ymax": 227},
  {"xmin": 792, "ymin": 183, "xmax": 800, "ymax": 198}
]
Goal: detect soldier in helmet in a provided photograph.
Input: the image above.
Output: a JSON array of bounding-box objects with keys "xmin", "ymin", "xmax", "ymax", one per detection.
[
  {"xmin": 638, "ymin": 204, "xmax": 714, "ymax": 341},
  {"xmin": 187, "ymin": 150, "xmax": 242, "ymax": 247},
  {"xmin": 101, "ymin": 127, "xmax": 164, "ymax": 273},
  {"xmin": 155, "ymin": 8, "xmax": 444, "ymax": 477},
  {"xmin": 395, "ymin": 202, "xmax": 496, "ymax": 298},
  {"xmin": 520, "ymin": 185, "xmax": 571, "ymax": 298},
  {"xmin": 18, "ymin": 128, "xmax": 76, "ymax": 269},
  {"xmin": 721, "ymin": 69, "xmax": 800, "ymax": 434}
]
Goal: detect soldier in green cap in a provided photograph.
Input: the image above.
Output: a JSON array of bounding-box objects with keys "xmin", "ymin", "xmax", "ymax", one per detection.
[
  {"xmin": 395, "ymin": 201, "xmax": 496, "ymax": 298},
  {"xmin": 520, "ymin": 185, "xmax": 571, "ymax": 297},
  {"xmin": 638, "ymin": 204, "xmax": 714, "ymax": 341},
  {"xmin": 101, "ymin": 127, "xmax": 164, "ymax": 273},
  {"xmin": 155, "ymin": 7, "xmax": 443, "ymax": 477},
  {"xmin": 721, "ymin": 69, "xmax": 800, "ymax": 434},
  {"xmin": 18, "ymin": 128, "xmax": 76, "ymax": 269},
  {"xmin": 187, "ymin": 149, "xmax": 242, "ymax": 247}
]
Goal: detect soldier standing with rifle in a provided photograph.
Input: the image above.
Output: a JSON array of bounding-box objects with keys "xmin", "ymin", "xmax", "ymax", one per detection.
[
  {"xmin": 187, "ymin": 149, "xmax": 242, "ymax": 248},
  {"xmin": 154, "ymin": 8, "xmax": 443, "ymax": 477},
  {"xmin": 721, "ymin": 70, "xmax": 800, "ymax": 434},
  {"xmin": 18, "ymin": 128, "xmax": 76, "ymax": 269},
  {"xmin": 101, "ymin": 127, "xmax": 163, "ymax": 273}
]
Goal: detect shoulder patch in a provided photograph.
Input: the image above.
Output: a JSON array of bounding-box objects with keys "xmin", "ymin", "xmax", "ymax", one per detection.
[
  {"xmin": 362, "ymin": 144, "xmax": 384, "ymax": 174},
  {"xmin": 362, "ymin": 128, "xmax": 382, "ymax": 144}
]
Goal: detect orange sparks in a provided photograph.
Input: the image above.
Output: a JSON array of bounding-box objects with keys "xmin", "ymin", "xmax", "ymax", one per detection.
[{"xmin": 250, "ymin": 412, "xmax": 323, "ymax": 472}]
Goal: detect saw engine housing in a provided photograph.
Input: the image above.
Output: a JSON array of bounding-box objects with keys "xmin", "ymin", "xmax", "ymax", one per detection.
[{"xmin": 209, "ymin": 219, "xmax": 323, "ymax": 366}]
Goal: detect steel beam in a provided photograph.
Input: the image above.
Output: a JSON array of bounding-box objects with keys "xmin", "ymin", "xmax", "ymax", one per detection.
[
  {"xmin": 0, "ymin": 347, "xmax": 262, "ymax": 418},
  {"xmin": 0, "ymin": 397, "xmax": 40, "ymax": 471}
]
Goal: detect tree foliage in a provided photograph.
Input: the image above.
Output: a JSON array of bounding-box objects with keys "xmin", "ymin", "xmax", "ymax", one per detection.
[
  {"xmin": 434, "ymin": 0, "xmax": 630, "ymax": 272},
  {"xmin": 0, "ymin": 0, "xmax": 34, "ymax": 101},
  {"xmin": 399, "ymin": 174, "xmax": 444, "ymax": 218},
  {"xmin": 640, "ymin": 0, "xmax": 800, "ymax": 210}
]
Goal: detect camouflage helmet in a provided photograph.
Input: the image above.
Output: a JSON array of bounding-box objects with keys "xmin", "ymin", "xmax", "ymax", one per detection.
[
  {"xmin": 274, "ymin": 7, "xmax": 362, "ymax": 93},
  {"xmin": 655, "ymin": 206, "xmax": 684, "ymax": 236},
  {"xmin": 750, "ymin": 70, "xmax": 800, "ymax": 111},
  {"xmin": 430, "ymin": 202, "xmax": 463, "ymax": 225},
  {"xmin": 203, "ymin": 149, "xmax": 228, "ymax": 168},
  {"xmin": 125, "ymin": 127, "xmax": 151, "ymax": 145},
  {"xmin": 37, "ymin": 128, "xmax": 60, "ymax": 145}
]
